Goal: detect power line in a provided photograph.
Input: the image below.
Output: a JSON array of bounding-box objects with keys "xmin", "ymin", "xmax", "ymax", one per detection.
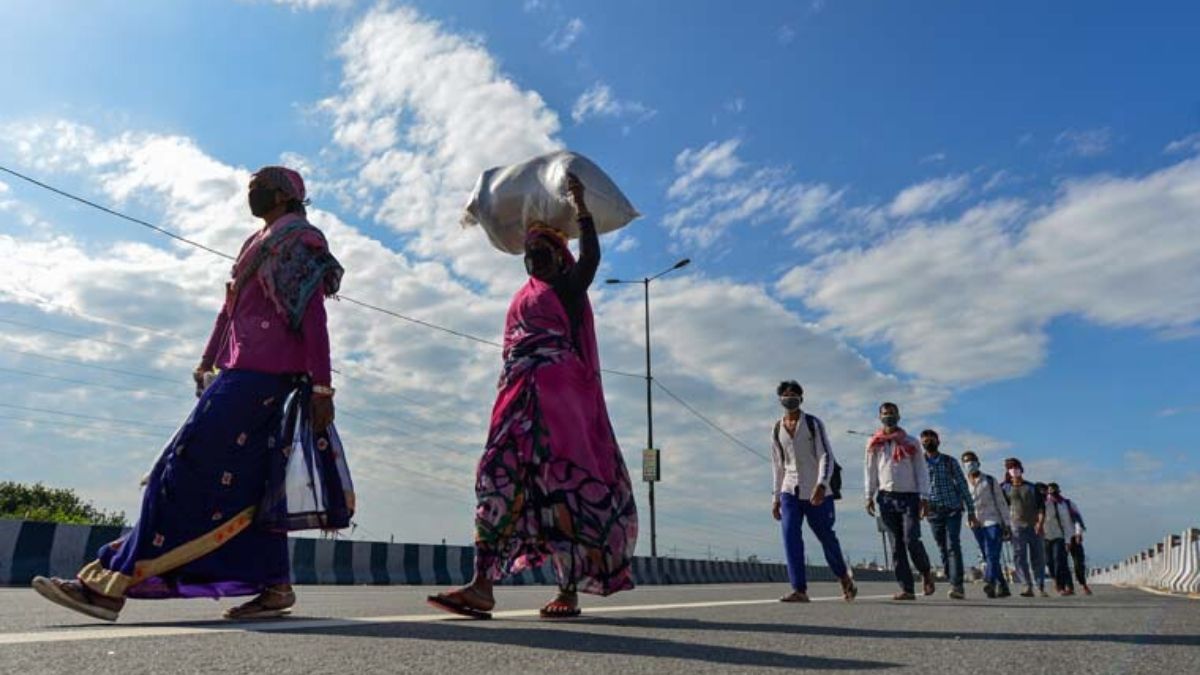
[
  {"xmin": 1, "ymin": 165, "xmax": 647, "ymax": 380},
  {"xmin": 0, "ymin": 402, "xmax": 177, "ymax": 431},
  {"xmin": 1, "ymin": 346, "xmax": 189, "ymax": 385},
  {"xmin": 652, "ymin": 379, "xmax": 768, "ymax": 461},
  {"xmin": 0, "ymin": 317, "xmax": 193, "ymax": 362},
  {"xmin": 0, "ymin": 165, "xmax": 235, "ymax": 260},
  {"xmin": 0, "ymin": 366, "xmax": 178, "ymax": 399},
  {"xmin": 0, "ymin": 413, "xmax": 165, "ymax": 440}
]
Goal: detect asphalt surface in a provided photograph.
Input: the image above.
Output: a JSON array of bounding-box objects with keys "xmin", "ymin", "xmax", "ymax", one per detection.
[{"xmin": 0, "ymin": 582, "xmax": 1196, "ymax": 674}]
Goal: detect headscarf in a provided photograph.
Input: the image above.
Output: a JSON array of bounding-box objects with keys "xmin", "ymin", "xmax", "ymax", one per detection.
[
  {"xmin": 253, "ymin": 165, "xmax": 308, "ymax": 215},
  {"xmin": 525, "ymin": 223, "xmax": 573, "ymax": 262},
  {"xmin": 229, "ymin": 167, "xmax": 342, "ymax": 331}
]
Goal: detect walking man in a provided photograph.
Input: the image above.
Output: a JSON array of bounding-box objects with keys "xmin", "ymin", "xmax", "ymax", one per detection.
[
  {"xmin": 1002, "ymin": 458, "xmax": 1047, "ymax": 597},
  {"xmin": 771, "ymin": 381, "xmax": 857, "ymax": 602},
  {"xmin": 865, "ymin": 402, "xmax": 935, "ymax": 601},
  {"xmin": 1056, "ymin": 484, "xmax": 1093, "ymax": 595},
  {"xmin": 1043, "ymin": 482, "xmax": 1082, "ymax": 596},
  {"xmin": 961, "ymin": 451, "xmax": 1012, "ymax": 598},
  {"xmin": 921, "ymin": 430, "xmax": 977, "ymax": 599}
]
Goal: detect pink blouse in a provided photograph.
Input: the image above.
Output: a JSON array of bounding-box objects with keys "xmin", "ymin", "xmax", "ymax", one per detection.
[{"xmin": 199, "ymin": 215, "xmax": 333, "ymax": 386}]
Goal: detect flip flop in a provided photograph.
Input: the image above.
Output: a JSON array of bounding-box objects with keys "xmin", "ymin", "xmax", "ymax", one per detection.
[
  {"xmin": 223, "ymin": 588, "xmax": 296, "ymax": 620},
  {"xmin": 32, "ymin": 576, "xmax": 120, "ymax": 622},
  {"xmin": 539, "ymin": 601, "xmax": 582, "ymax": 619},
  {"xmin": 426, "ymin": 592, "xmax": 493, "ymax": 620}
]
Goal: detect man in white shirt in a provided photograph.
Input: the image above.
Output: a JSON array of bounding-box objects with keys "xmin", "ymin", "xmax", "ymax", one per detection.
[
  {"xmin": 865, "ymin": 402, "xmax": 935, "ymax": 600},
  {"xmin": 771, "ymin": 381, "xmax": 857, "ymax": 603},
  {"xmin": 961, "ymin": 451, "xmax": 1012, "ymax": 599}
]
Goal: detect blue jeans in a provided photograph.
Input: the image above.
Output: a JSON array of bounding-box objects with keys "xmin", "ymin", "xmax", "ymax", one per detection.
[
  {"xmin": 1011, "ymin": 525, "xmax": 1046, "ymax": 590},
  {"xmin": 973, "ymin": 524, "xmax": 1007, "ymax": 589},
  {"xmin": 927, "ymin": 508, "xmax": 964, "ymax": 590},
  {"xmin": 780, "ymin": 492, "xmax": 848, "ymax": 592},
  {"xmin": 876, "ymin": 491, "xmax": 932, "ymax": 594}
]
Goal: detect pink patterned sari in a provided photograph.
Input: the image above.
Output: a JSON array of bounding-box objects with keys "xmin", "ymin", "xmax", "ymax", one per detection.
[{"xmin": 473, "ymin": 274, "xmax": 638, "ymax": 595}]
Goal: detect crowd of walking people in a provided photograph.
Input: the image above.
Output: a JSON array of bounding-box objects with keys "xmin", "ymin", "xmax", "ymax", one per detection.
[
  {"xmin": 771, "ymin": 389, "xmax": 1093, "ymax": 602},
  {"xmin": 28, "ymin": 163, "xmax": 1093, "ymax": 625}
]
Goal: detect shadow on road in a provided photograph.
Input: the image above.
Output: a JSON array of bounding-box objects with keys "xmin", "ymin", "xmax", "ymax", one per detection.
[
  {"xmin": 264, "ymin": 620, "xmax": 901, "ymax": 670},
  {"xmin": 577, "ymin": 617, "xmax": 1200, "ymax": 647}
]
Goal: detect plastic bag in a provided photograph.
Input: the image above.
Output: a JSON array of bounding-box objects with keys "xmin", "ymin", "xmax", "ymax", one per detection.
[{"xmin": 461, "ymin": 150, "xmax": 640, "ymax": 254}]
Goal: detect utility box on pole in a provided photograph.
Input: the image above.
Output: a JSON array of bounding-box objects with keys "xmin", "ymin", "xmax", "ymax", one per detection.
[{"xmin": 642, "ymin": 448, "xmax": 661, "ymax": 483}]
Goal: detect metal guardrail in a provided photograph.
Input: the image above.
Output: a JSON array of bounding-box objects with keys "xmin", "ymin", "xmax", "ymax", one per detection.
[{"xmin": 1089, "ymin": 527, "xmax": 1200, "ymax": 596}]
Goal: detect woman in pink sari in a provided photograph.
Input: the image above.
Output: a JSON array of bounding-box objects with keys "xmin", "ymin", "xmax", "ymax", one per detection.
[{"xmin": 429, "ymin": 174, "xmax": 637, "ymax": 619}]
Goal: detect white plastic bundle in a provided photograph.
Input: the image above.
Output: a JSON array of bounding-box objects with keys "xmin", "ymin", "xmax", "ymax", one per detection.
[{"xmin": 461, "ymin": 151, "xmax": 640, "ymax": 254}]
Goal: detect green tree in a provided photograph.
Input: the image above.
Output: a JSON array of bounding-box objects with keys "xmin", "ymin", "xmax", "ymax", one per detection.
[{"xmin": 0, "ymin": 482, "xmax": 127, "ymax": 526}]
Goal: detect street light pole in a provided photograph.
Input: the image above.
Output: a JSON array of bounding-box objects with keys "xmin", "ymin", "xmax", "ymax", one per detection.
[
  {"xmin": 643, "ymin": 277, "xmax": 655, "ymax": 562},
  {"xmin": 606, "ymin": 257, "xmax": 691, "ymax": 579}
]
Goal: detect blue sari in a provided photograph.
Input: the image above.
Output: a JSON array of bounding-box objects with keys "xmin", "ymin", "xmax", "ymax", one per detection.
[{"xmin": 78, "ymin": 370, "xmax": 353, "ymax": 599}]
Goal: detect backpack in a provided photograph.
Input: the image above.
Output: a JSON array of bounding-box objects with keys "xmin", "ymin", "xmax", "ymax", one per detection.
[{"xmin": 774, "ymin": 414, "xmax": 843, "ymax": 500}]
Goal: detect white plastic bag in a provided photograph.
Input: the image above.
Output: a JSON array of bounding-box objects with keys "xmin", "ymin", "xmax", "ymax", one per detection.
[{"xmin": 461, "ymin": 151, "xmax": 640, "ymax": 254}]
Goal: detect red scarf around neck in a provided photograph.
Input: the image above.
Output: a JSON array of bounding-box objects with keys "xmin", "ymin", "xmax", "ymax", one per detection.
[{"xmin": 868, "ymin": 427, "xmax": 919, "ymax": 463}]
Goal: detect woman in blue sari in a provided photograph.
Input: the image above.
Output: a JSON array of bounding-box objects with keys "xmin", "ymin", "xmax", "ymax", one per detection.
[{"xmin": 32, "ymin": 166, "xmax": 353, "ymax": 621}]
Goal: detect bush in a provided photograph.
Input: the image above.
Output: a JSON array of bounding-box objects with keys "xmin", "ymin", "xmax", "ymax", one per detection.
[{"xmin": 0, "ymin": 482, "xmax": 127, "ymax": 527}]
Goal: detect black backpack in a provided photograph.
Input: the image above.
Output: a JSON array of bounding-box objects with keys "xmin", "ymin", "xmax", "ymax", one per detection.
[{"xmin": 774, "ymin": 414, "xmax": 843, "ymax": 500}]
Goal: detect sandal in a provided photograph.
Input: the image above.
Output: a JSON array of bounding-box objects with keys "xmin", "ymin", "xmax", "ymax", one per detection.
[
  {"xmin": 840, "ymin": 578, "xmax": 858, "ymax": 602},
  {"xmin": 922, "ymin": 574, "xmax": 936, "ymax": 596},
  {"xmin": 32, "ymin": 576, "xmax": 123, "ymax": 622},
  {"xmin": 223, "ymin": 587, "xmax": 295, "ymax": 620},
  {"xmin": 893, "ymin": 591, "xmax": 917, "ymax": 601},
  {"xmin": 426, "ymin": 586, "xmax": 494, "ymax": 620},
  {"xmin": 540, "ymin": 589, "xmax": 581, "ymax": 619},
  {"xmin": 779, "ymin": 591, "xmax": 810, "ymax": 603}
]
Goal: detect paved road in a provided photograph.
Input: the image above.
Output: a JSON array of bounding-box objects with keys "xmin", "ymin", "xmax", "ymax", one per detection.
[{"xmin": 1, "ymin": 582, "xmax": 1196, "ymax": 674}]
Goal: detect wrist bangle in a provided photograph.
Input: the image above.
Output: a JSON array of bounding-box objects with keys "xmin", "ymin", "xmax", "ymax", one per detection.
[{"xmin": 312, "ymin": 385, "xmax": 335, "ymax": 397}]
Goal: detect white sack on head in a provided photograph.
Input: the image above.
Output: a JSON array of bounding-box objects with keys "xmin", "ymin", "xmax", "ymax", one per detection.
[{"xmin": 461, "ymin": 151, "xmax": 640, "ymax": 254}]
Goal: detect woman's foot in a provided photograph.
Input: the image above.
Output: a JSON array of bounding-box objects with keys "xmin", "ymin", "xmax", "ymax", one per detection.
[
  {"xmin": 892, "ymin": 591, "xmax": 917, "ymax": 601},
  {"xmin": 427, "ymin": 584, "xmax": 495, "ymax": 620},
  {"xmin": 779, "ymin": 590, "xmax": 810, "ymax": 603},
  {"xmin": 223, "ymin": 585, "xmax": 296, "ymax": 620},
  {"xmin": 31, "ymin": 576, "xmax": 124, "ymax": 622},
  {"xmin": 540, "ymin": 589, "xmax": 581, "ymax": 619}
]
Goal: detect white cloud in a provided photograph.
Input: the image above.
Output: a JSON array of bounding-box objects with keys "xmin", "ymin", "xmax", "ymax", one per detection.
[
  {"xmin": 264, "ymin": 0, "xmax": 353, "ymax": 9},
  {"xmin": 570, "ymin": 82, "xmax": 655, "ymax": 125},
  {"xmin": 779, "ymin": 155, "xmax": 1200, "ymax": 385},
  {"xmin": 1055, "ymin": 127, "xmax": 1112, "ymax": 158},
  {"xmin": 919, "ymin": 152, "xmax": 946, "ymax": 165},
  {"xmin": 777, "ymin": 25, "xmax": 796, "ymax": 45},
  {"xmin": 319, "ymin": 4, "xmax": 563, "ymax": 292},
  {"xmin": 724, "ymin": 98, "xmax": 745, "ymax": 114},
  {"xmin": 543, "ymin": 17, "xmax": 585, "ymax": 52},
  {"xmin": 664, "ymin": 138, "xmax": 842, "ymax": 249},
  {"xmin": 887, "ymin": 174, "xmax": 969, "ymax": 217},
  {"xmin": 1165, "ymin": 132, "xmax": 1200, "ymax": 155}
]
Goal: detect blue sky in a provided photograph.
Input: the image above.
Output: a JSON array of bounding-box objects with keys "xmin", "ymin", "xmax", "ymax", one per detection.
[{"xmin": 1, "ymin": 0, "xmax": 1198, "ymax": 566}]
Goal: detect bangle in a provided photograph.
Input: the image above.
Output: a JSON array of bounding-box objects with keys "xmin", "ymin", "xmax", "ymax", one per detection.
[{"xmin": 312, "ymin": 385, "xmax": 335, "ymax": 397}]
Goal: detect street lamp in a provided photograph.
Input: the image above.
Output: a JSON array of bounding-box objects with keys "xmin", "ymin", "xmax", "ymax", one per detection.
[{"xmin": 606, "ymin": 257, "xmax": 691, "ymax": 574}]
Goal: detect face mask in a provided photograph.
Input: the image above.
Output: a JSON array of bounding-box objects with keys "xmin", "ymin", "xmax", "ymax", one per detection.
[
  {"xmin": 248, "ymin": 188, "xmax": 278, "ymax": 217},
  {"xmin": 1049, "ymin": 488, "xmax": 1060, "ymax": 496},
  {"xmin": 880, "ymin": 414, "xmax": 899, "ymax": 428},
  {"xmin": 922, "ymin": 440, "xmax": 939, "ymax": 452},
  {"xmin": 780, "ymin": 396, "xmax": 801, "ymax": 411},
  {"xmin": 1008, "ymin": 467, "xmax": 1023, "ymax": 479},
  {"xmin": 964, "ymin": 460, "xmax": 981, "ymax": 474}
]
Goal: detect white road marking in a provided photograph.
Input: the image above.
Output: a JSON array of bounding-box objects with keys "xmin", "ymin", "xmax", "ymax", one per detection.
[{"xmin": 0, "ymin": 594, "xmax": 894, "ymax": 646}]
